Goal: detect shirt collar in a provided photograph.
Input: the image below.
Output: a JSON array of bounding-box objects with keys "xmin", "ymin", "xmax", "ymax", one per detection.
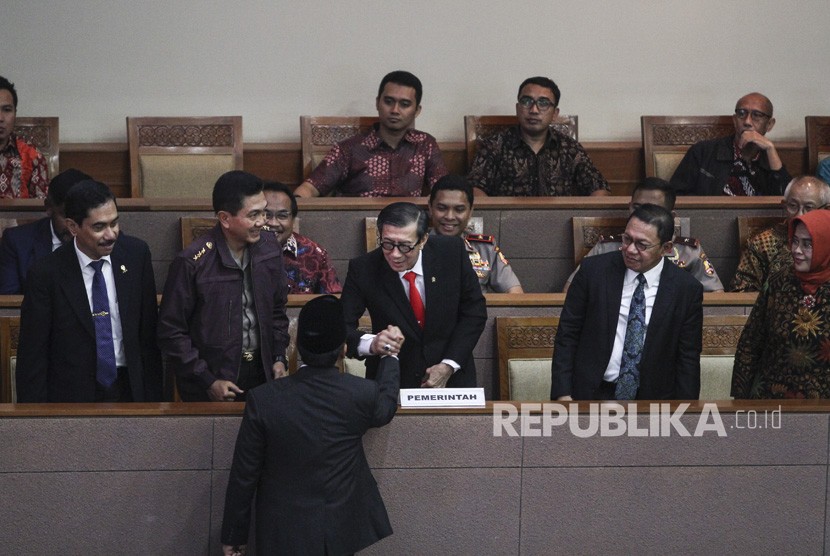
[
  {"xmin": 283, "ymin": 233, "xmax": 298, "ymax": 258},
  {"xmin": 73, "ymin": 238, "xmax": 113, "ymax": 269},
  {"xmin": 624, "ymin": 256, "xmax": 665, "ymax": 287},
  {"xmin": 398, "ymin": 249, "xmax": 424, "ymax": 279},
  {"xmin": 0, "ymin": 133, "xmax": 20, "ymax": 156},
  {"xmin": 364, "ymin": 123, "xmax": 418, "ymax": 151}
]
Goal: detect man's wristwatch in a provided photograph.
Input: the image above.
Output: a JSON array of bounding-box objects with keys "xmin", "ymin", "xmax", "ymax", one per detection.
[{"xmin": 273, "ymin": 355, "xmax": 287, "ymax": 367}]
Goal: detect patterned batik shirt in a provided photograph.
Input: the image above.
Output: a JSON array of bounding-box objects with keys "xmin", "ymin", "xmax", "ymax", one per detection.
[
  {"xmin": 732, "ymin": 221, "xmax": 790, "ymax": 292},
  {"xmin": 467, "ymin": 126, "xmax": 609, "ymax": 196},
  {"xmin": 282, "ymin": 233, "xmax": 342, "ymax": 294},
  {"xmin": 306, "ymin": 124, "xmax": 447, "ymax": 197},
  {"xmin": 0, "ymin": 134, "xmax": 48, "ymax": 199}
]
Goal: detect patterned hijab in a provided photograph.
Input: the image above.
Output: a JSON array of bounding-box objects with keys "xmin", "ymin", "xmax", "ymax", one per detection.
[{"xmin": 789, "ymin": 210, "xmax": 830, "ymax": 294}]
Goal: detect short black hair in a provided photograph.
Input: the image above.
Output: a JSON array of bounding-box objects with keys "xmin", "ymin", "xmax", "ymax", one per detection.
[
  {"xmin": 64, "ymin": 180, "xmax": 116, "ymax": 225},
  {"xmin": 378, "ymin": 71, "xmax": 423, "ymax": 106},
  {"xmin": 633, "ymin": 177, "xmax": 676, "ymax": 211},
  {"xmin": 377, "ymin": 202, "xmax": 429, "ymax": 243},
  {"xmin": 518, "ymin": 76, "xmax": 560, "ymax": 107},
  {"xmin": 429, "ymin": 174, "xmax": 474, "ymax": 207},
  {"xmin": 212, "ymin": 171, "xmax": 264, "ymax": 214},
  {"xmin": 262, "ymin": 180, "xmax": 298, "ymax": 217},
  {"xmin": 629, "ymin": 204, "xmax": 674, "ymax": 244},
  {"xmin": 298, "ymin": 346, "xmax": 342, "ymax": 368},
  {"xmin": 46, "ymin": 168, "xmax": 93, "ymax": 207},
  {"xmin": 0, "ymin": 76, "xmax": 18, "ymax": 108}
]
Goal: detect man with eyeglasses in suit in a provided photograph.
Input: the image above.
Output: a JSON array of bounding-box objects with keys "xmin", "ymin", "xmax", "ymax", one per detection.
[
  {"xmin": 552, "ymin": 204, "xmax": 703, "ymax": 401},
  {"xmin": 340, "ymin": 202, "xmax": 487, "ymax": 389},
  {"xmin": 671, "ymin": 92, "xmax": 791, "ymax": 196},
  {"xmin": 467, "ymin": 76, "xmax": 609, "ymax": 197}
]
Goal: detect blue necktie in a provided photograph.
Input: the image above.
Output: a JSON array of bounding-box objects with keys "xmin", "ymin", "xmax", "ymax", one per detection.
[
  {"xmin": 90, "ymin": 260, "xmax": 117, "ymax": 388},
  {"xmin": 616, "ymin": 274, "xmax": 646, "ymax": 400}
]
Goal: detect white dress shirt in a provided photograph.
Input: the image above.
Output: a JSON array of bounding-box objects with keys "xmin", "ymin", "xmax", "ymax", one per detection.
[
  {"xmin": 603, "ymin": 257, "xmax": 664, "ymax": 382},
  {"xmin": 74, "ymin": 241, "xmax": 126, "ymax": 367}
]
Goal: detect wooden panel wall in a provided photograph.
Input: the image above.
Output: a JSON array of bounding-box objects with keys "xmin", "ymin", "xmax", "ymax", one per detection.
[{"xmin": 60, "ymin": 141, "xmax": 810, "ymax": 199}]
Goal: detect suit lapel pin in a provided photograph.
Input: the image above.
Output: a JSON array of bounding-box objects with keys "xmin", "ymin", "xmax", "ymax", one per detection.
[
  {"xmin": 431, "ymin": 276, "xmax": 436, "ymax": 283},
  {"xmin": 120, "ymin": 265, "xmax": 127, "ymax": 273}
]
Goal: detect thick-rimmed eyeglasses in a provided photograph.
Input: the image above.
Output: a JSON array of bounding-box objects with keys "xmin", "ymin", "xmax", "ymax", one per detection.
[
  {"xmin": 621, "ymin": 234, "xmax": 661, "ymax": 252},
  {"xmin": 518, "ymin": 96, "xmax": 556, "ymax": 112},
  {"xmin": 380, "ymin": 240, "xmax": 418, "ymax": 253},
  {"xmin": 735, "ymin": 108, "xmax": 771, "ymax": 123}
]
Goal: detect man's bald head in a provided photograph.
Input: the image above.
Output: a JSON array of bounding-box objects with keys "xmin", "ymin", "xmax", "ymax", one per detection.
[{"xmin": 783, "ymin": 175, "xmax": 830, "ymax": 218}]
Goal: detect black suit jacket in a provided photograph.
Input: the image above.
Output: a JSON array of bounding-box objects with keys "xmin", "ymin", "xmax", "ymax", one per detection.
[
  {"xmin": 16, "ymin": 234, "xmax": 163, "ymax": 402},
  {"xmin": 340, "ymin": 234, "xmax": 487, "ymax": 388},
  {"xmin": 221, "ymin": 356, "xmax": 399, "ymax": 555},
  {"xmin": 0, "ymin": 217, "xmax": 53, "ymax": 294},
  {"xmin": 551, "ymin": 251, "xmax": 703, "ymax": 400}
]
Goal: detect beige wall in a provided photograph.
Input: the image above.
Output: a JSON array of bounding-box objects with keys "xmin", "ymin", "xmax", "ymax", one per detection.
[{"xmin": 2, "ymin": 1, "xmax": 828, "ymax": 143}]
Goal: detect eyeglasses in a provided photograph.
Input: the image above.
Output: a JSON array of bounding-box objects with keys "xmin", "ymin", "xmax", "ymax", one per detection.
[
  {"xmin": 518, "ymin": 96, "xmax": 556, "ymax": 112},
  {"xmin": 784, "ymin": 202, "xmax": 828, "ymax": 216},
  {"xmin": 791, "ymin": 237, "xmax": 813, "ymax": 251},
  {"xmin": 380, "ymin": 240, "xmax": 419, "ymax": 253},
  {"xmin": 621, "ymin": 233, "xmax": 661, "ymax": 252},
  {"xmin": 265, "ymin": 210, "xmax": 292, "ymax": 221},
  {"xmin": 734, "ymin": 108, "xmax": 771, "ymax": 123}
]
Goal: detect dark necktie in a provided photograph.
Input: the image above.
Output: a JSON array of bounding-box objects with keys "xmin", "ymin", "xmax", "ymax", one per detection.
[
  {"xmin": 90, "ymin": 260, "xmax": 117, "ymax": 388},
  {"xmin": 616, "ymin": 273, "xmax": 646, "ymax": 400},
  {"xmin": 404, "ymin": 271, "xmax": 425, "ymax": 329}
]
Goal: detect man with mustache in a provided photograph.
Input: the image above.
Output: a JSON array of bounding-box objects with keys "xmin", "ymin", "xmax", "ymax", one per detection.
[
  {"xmin": 0, "ymin": 168, "xmax": 91, "ymax": 294},
  {"xmin": 16, "ymin": 180, "xmax": 163, "ymax": 402}
]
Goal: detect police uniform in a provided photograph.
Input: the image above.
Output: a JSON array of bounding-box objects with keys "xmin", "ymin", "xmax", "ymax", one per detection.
[
  {"xmin": 462, "ymin": 232, "xmax": 522, "ymax": 293},
  {"xmin": 565, "ymin": 233, "xmax": 724, "ymax": 292}
]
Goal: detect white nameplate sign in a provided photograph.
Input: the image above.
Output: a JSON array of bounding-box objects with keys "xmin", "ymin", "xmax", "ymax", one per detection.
[{"xmin": 400, "ymin": 388, "xmax": 486, "ymax": 408}]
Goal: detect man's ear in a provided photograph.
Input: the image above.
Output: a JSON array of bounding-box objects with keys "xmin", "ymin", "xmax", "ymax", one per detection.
[
  {"xmin": 217, "ymin": 210, "xmax": 231, "ymax": 229},
  {"xmin": 65, "ymin": 218, "xmax": 80, "ymax": 238},
  {"xmin": 765, "ymin": 117, "xmax": 776, "ymax": 134},
  {"xmin": 661, "ymin": 241, "xmax": 674, "ymax": 255}
]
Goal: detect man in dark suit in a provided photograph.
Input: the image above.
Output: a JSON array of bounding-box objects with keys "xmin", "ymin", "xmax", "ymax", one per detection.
[
  {"xmin": 0, "ymin": 168, "xmax": 91, "ymax": 294},
  {"xmin": 16, "ymin": 180, "xmax": 162, "ymax": 402},
  {"xmin": 340, "ymin": 202, "xmax": 487, "ymax": 389},
  {"xmin": 222, "ymin": 295, "xmax": 399, "ymax": 555},
  {"xmin": 551, "ymin": 204, "xmax": 703, "ymax": 400}
]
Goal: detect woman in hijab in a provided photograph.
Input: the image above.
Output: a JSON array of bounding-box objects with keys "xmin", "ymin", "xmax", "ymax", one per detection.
[{"xmin": 732, "ymin": 209, "xmax": 830, "ymax": 398}]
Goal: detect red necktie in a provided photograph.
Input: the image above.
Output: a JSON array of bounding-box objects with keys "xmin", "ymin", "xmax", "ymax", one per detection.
[{"xmin": 404, "ymin": 271, "xmax": 425, "ymax": 329}]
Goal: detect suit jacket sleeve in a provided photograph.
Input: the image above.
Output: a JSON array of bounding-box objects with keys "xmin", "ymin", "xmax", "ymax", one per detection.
[
  {"xmin": 372, "ymin": 356, "xmax": 401, "ymax": 426},
  {"xmin": 442, "ymin": 239, "xmax": 487, "ymax": 366},
  {"xmin": 0, "ymin": 231, "xmax": 23, "ymax": 295},
  {"xmin": 16, "ymin": 261, "xmax": 53, "ymax": 402},
  {"xmin": 550, "ymin": 261, "xmax": 591, "ymax": 399},
  {"xmin": 341, "ymin": 257, "xmax": 369, "ymax": 359},
  {"xmin": 157, "ymin": 256, "xmax": 215, "ymax": 387},
  {"xmin": 137, "ymin": 242, "xmax": 163, "ymax": 401},
  {"xmin": 675, "ymin": 280, "xmax": 703, "ymax": 399},
  {"xmin": 221, "ymin": 393, "xmax": 267, "ymax": 546}
]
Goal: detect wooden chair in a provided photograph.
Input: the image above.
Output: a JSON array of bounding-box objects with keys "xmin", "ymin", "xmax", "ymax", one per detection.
[
  {"xmin": 180, "ymin": 217, "xmax": 218, "ymax": 249},
  {"xmin": 127, "ymin": 116, "xmax": 243, "ymax": 198},
  {"xmin": 641, "ymin": 116, "xmax": 733, "ymax": 180},
  {"xmin": 805, "ymin": 116, "xmax": 830, "ymax": 174},
  {"xmin": 300, "ymin": 116, "xmax": 378, "ymax": 179},
  {"xmin": 495, "ymin": 315, "xmax": 747, "ymax": 401},
  {"xmin": 1, "ymin": 316, "xmax": 20, "ymax": 403},
  {"xmin": 571, "ymin": 216, "xmax": 690, "ymax": 267},
  {"xmin": 463, "ymin": 114, "xmax": 578, "ymax": 172},
  {"xmin": 364, "ymin": 216, "xmax": 484, "ymax": 252},
  {"xmin": 15, "ymin": 117, "xmax": 60, "ymax": 179},
  {"xmin": 737, "ymin": 216, "xmax": 784, "ymax": 249}
]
